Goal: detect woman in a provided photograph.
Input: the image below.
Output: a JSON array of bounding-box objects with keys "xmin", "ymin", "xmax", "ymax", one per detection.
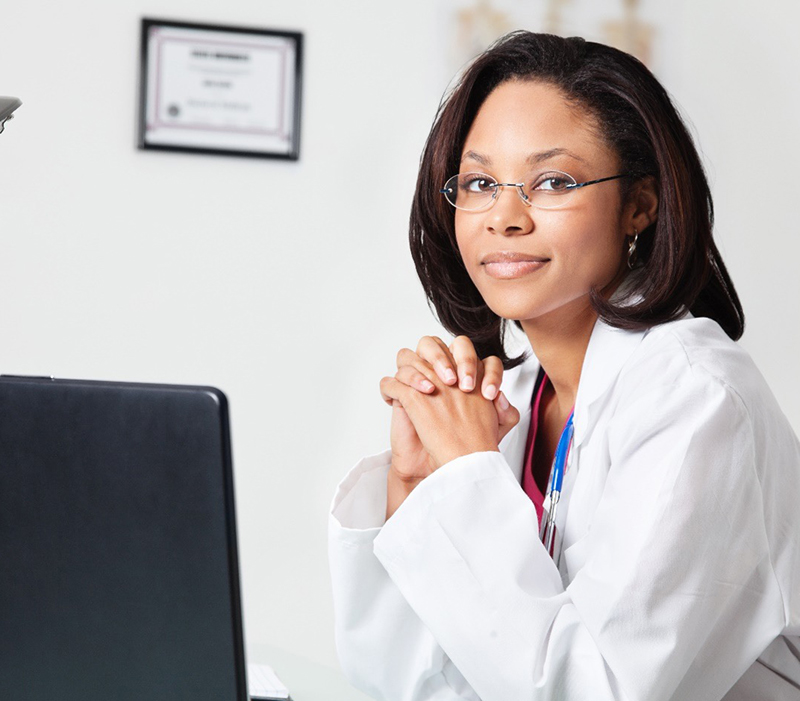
[{"xmin": 328, "ymin": 32, "xmax": 800, "ymax": 700}]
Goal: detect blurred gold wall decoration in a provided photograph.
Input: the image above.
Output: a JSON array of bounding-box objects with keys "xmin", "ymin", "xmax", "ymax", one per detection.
[
  {"xmin": 602, "ymin": 0, "xmax": 654, "ymax": 67},
  {"xmin": 543, "ymin": 0, "xmax": 574, "ymax": 35},
  {"xmin": 441, "ymin": 0, "xmax": 666, "ymax": 86},
  {"xmin": 454, "ymin": 0, "xmax": 515, "ymax": 60}
]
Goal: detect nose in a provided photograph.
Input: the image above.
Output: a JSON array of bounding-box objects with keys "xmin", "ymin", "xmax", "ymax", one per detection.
[{"xmin": 486, "ymin": 184, "xmax": 534, "ymax": 236}]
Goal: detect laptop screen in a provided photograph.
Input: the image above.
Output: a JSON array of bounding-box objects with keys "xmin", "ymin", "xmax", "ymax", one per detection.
[{"xmin": 0, "ymin": 376, "xmax": 247, "ymax": 701}]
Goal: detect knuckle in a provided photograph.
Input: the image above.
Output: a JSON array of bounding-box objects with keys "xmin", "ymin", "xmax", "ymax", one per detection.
[
  {"xmin": 417, "ymin": 338, "xmax": 448, "ymax": 365},
  {"xmin": 485, "ymin": 365, "xmax": 503, "ymax": 383},
  {"xmin": 451, "ymin": 334, "xmax": 475, "ymax": 350},
  {"xmin": 396, "ymin": 347, "xmax": 416, "ymax": 365},
  {"xmin": 397, "ymin": 366, "xmax": 424, "ymax": 385},
  {"xmin": 483, "ymin": 355, "xmax": 503, "ymax": 371},
  {"xmin": 418, "ymin": 335, "xmax": 447, "ymax": 358},
  {"xmin": 452, "ymin": 338, "xmax": 478, "ymax": 362}
]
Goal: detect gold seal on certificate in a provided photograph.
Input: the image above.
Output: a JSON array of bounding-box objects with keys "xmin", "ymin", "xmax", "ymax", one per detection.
[{"xmin": 138, "ymin": 19, "xmax": 302, "ymax": 160}]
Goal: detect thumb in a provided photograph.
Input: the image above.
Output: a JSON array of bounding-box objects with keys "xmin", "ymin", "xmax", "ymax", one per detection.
[{"xmin": 494, "ymin": 391, "xmax": 520, "ymax": 442}]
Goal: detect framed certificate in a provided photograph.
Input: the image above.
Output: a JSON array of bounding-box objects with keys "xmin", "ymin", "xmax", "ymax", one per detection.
[{"xmin": 137, "ymin": 18, "xmax": 303, "ymax": 160}]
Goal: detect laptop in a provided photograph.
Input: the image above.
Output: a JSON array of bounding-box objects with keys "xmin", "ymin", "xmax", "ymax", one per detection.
[{"xmin": 0, "ymin": 375, "xmax": 251, "ymax": 701}]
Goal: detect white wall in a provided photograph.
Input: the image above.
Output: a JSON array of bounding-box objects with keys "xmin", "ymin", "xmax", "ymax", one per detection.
[{"xmin": 1, "ymin": 0, "xmax": 798, "ymax": 672}]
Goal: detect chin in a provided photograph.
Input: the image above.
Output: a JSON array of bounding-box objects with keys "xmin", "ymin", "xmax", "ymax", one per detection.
[
  {"xmin": 484, "ymin": 299, "xmax": 549, "ymax": 322},
  {"xmin": 480, "ymin": 288, "xmax": 589, "ymax": 324}
]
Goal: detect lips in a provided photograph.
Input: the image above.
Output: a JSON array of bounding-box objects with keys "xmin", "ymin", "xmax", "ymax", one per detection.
[
  {"xmin": 481, "ymin": 251, "xmax": 550, "ymax": 279},
  {"xmin": 481, "ymin": 251, "xmax": 549, "ymax": 265}
]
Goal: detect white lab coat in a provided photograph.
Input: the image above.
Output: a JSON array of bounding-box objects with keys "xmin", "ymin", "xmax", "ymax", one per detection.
[{"xmin": 328, "ymin": 315, "xmax": 800, "ymax": 701}]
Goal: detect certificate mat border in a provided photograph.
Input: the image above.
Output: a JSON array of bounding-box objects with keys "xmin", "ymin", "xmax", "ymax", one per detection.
[{"xmin": 137, "ymin": 17, "xmax": 303, "ymax": 161}]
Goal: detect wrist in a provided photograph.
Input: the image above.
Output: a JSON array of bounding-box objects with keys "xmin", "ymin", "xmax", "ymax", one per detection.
[
  {"xmin": 388, "ymin": 464, "xmax": 424, "ymax": 486},
  {"xmin": 432, "ymin": 444, "xmax": 500, "ymax": 470},
  {"xmin": 386, "ymin": 465, "xmax": 422, "ymax": 520}
]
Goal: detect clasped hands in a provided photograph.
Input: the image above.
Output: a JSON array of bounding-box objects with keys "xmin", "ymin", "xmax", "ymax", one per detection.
[{"xmin": 381, "ymin": 335, "xmax": 520, "ymax": 519}]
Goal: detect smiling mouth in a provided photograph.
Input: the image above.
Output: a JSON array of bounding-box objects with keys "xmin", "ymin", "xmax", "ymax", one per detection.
[{"xmin": 482, "ymin": 259, "xmax": 550, "ymax": 279}]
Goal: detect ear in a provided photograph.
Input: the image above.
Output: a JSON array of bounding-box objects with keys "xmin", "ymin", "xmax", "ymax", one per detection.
[{"xmin": 623, "ymin": 176, "xmax": 658, "ymax": 234}]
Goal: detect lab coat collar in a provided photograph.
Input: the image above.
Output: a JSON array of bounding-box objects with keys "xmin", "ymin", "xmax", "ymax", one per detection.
[
  {"xmin": 500, "ymin": 276, "xmax": 649, "ymax": 456},
  {"xmin": 499, "ymin": 319, "xmax": 648, "ymax": 455},
  {"xmin": 572, "ymin": 319, "xmax": 647, "ymax": 448},
  {"xmin": 497, "ymin": 351, "xmax": 539, "ymax": 483},
  {"xmin": 500, "ymin": 350, "xmax": 540, "ymax": 422},
  {"xmin": 572, "ymin": 274, "xmax": 649, "ymax": 447}
]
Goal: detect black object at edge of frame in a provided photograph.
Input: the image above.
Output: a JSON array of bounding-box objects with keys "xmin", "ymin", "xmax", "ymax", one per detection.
[
  {"xmin": 136, "ymin": 17, "xmax": 303, "ymax": 161},
  {"xmin": 0, "ymin": 374, "xmax": 249, "ymax": 701}
]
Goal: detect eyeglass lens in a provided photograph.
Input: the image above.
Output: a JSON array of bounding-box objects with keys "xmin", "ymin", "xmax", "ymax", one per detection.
[{"xmin": 442, "ymin": 171, "xmax": 578, "ymax": 211}]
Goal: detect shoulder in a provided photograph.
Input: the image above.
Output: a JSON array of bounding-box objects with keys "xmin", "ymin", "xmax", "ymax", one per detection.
[
  {"xmin": 623, "ymin": 316, "xmax": 765, "ymax": 408},
  {"xmin": 609, "ymin": 316, "xmax": 798, "ymax": 464},
  {"xmin": 578, "ymin": 314, "xmax": 764, "ymax": 435}
]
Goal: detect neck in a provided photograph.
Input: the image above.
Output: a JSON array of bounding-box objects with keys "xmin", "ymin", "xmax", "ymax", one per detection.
[{"xmin": 520, "ymin": 298, "xmax": 599, "ymax": 418}]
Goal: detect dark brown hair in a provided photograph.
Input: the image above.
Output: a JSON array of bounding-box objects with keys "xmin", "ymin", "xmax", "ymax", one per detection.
[{"xmin": 409, "ymin": 31, "xmax": 744, "ymax": 369}]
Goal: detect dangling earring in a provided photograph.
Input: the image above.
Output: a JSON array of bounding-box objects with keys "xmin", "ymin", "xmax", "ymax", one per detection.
[{"xmin": 627, "ymin": 229, "xmax": 639, "ymax": 270}]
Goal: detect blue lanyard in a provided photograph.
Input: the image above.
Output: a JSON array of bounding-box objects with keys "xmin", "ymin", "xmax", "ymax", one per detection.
[{"xmin": 540, "ymin": 410, "xmax": 575, "ymax": 559}]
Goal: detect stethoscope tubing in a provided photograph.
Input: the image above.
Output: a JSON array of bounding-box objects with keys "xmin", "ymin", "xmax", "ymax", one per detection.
[{"xmin": 540, "ymin": 411, "xmax": 575, "ymax": 560}]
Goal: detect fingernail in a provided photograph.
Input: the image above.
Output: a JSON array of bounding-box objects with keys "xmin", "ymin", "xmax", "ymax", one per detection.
[
  {"xmin": 420, "ymin": 380, "xmax": 434, "ymax": 392},
  {"xmin": 460, "ymin": 375, "xmax": 474, "ymax": 391},
  {"xmin": 484, "ymin": 384, "xmax": 497, "ymax": 400},
  {"xmin": 444, "ymin": 368, "xmax": 457, "ymax": 383},
  {"xmin": 497, "ymin": 392, "xmax": 509, "ymax": 410}
]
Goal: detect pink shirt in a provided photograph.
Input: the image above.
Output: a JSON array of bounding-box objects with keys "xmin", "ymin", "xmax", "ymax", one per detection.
[{"xmin": 522, "ymin": 371, "xmax": 549, "ymax": 526}]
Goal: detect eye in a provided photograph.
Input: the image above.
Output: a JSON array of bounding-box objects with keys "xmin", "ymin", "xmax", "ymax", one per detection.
[
  {"xmin": 459, "ymin": 173, "xmax": 496, "ymax": 194},
  {"xmin": 532, "ymin": 172, "xmax": 575, "ymax": 193}
]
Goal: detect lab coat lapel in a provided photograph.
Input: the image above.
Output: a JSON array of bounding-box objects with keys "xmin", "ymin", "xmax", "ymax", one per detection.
[
  {"xmin": 572, "ymin": 319, "xmax": 648, "ymax": 448},
  {"xmin": 496, "ymin": 310, "xmax": 649, "ymax": 476},
  {"xmin": 497, "ymin": 352, "xmax": 540, "ymax": 483}
]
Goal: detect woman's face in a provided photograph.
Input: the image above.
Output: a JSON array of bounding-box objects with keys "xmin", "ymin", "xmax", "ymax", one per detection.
[{"xmin": 454, "ymin": 80, "xmax": 631, "ymax": 326}]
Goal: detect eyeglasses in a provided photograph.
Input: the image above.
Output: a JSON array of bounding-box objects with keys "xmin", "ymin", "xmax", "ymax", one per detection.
[{"xmin": 439, "ymin": 169, "xmax": 633, "ymax": 211}]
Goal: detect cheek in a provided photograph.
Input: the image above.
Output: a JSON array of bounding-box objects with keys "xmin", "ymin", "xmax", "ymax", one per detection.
[
  {"xmin": 557, "ymin": 212, "xmax": 625, "ymax": 276},
  {"xmin": 454, "ymin": 216, "xmax": 480, "ymax": 280},
  {"xmin": 562, "ymin": 230, "xmax": 620, "ymax": 269}
]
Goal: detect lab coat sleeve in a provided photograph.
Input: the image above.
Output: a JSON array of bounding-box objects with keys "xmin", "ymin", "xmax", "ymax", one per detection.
[
  {"xmin": 372, "ymin": 370, "xmax": 785, "ymax": 701},
  {"xmin": 328, "ymin": 449, "xmax": 481, "ymax": 701}
]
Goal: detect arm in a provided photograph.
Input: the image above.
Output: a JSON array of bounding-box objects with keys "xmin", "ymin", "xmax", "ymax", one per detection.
[
  {"xmin": 329, "ymin": 451, "xmax": 481, "ymax": 701},
  {"xmin": 330, "ymin": 336, "xmax": 516, "ymax": 700},
  {"xmin": 373, "ymin": 372, "xmax": 785, "ymax": 701}
]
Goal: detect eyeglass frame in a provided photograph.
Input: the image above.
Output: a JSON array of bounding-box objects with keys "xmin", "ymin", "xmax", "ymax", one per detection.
[{"xmin": 439, "ymin": 170, "xmax": 637, "ymax": 211}]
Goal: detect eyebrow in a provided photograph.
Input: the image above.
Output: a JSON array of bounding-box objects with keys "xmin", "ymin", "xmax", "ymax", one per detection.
[{"xmin": 460, "ymin": 147, "xmax": 586, "ymax": 166}]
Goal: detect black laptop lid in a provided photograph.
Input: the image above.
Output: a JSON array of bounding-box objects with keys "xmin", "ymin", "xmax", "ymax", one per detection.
[{"xmin": 0, "ymin": 376, "xmax": 247, "ymax": 701}]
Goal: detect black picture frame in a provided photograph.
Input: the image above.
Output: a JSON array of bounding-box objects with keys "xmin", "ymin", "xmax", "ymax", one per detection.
[{"xmin": 137, "ymin": 18, "xmax": 303, "ymax": 160}]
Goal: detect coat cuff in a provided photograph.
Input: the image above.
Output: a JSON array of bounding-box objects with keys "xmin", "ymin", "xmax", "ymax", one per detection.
[
  {"xmin": 381, "ymin": 449, "xmax": 521, "ymax": 528},
  {"xmin": 374, "ymin": 450, "xmax": 561, "ymax": 593},
  {"xmin": 330, "ymin": 449, "xmax": 392, "ymax": 536}
]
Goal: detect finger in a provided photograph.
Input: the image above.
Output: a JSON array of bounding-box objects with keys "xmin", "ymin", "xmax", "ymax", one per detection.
[
  {"xmin": 380, "ymin": 372, "xmax": 402, "ymax": 406},
  {"xmin": 480, "ymin": 356, "xmax": 504, "ymax": 400},
  {"xmin": 380, "ymin": 375, "xmax": 418, "ymax": 410},
  {"xmin": 494, "ymin": 391, "xmax": 521, "ymax": 442},
  {"xmin": 394, "ymin": 365, "xmax": 436, "ymax": 394},
  {"xmin": 414, "ymin": 336, "xmax": 458, "ymax": 385},
  {"xmin": 396, "ymin": 347, "xmax": 440, "ymax": 382},
  {"xmin": 449, "ymin": 335, "xmax": 479, "ymax": 392}
]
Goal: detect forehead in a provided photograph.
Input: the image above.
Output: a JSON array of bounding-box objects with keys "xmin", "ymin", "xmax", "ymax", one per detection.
[{"xmin": 461, "ymin": 80, "xmax": 615, "ymax": 169}]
